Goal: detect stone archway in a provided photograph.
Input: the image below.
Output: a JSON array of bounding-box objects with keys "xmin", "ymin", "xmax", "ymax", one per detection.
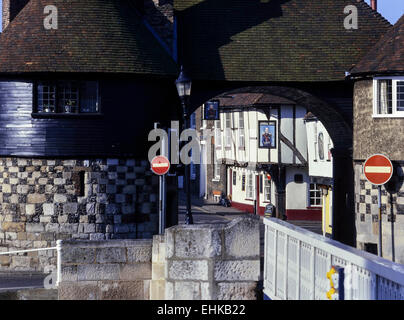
[{"xmin": 192, "ymin": 85, "xmax": 355, "ymax": 246}]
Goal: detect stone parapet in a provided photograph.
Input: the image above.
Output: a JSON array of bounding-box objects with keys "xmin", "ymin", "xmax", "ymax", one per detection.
[
  {"xmin": 58, "ymin": 239, "xmax": 152, "ymax": 300},
  {"xmin": 164, "ymin": 216, "xmax": 260, "ymax": 300}
]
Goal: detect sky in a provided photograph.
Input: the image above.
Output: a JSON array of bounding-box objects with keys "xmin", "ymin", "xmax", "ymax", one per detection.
[{"xmin": 365, "ymin": 0, "xmax": 404, "ymax": 24}]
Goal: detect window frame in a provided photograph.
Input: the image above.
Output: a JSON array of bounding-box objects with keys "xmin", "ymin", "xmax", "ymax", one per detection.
[
  {"xmin": 309, "ymin": 183, "xmax": 322, "ymax": 207},
  {"xmin": 246, "ymin": 173, "xmax": 254, "ymax": 200},
  {"xmin": 32, "ymin": 80, "xmax": 102, "ymax": 118},
  {"xmin": 238, "ymin": 112, "xmax": 245, "ymax": 150},
  {"xmin": 373, "ymin": 77, "xmax": 404, "ymax": 118},
  {"xmin": 263, "ymin": 174, "xmax": 271, "ymax": 203}
]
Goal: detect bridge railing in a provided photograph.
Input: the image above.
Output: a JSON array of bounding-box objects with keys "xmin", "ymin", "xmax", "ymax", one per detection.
[
  {"xmin": 263, "ymin": 217, "xmax": 404, "ymax": 300},
  {"xmin": 0, "ymin": 240, "xmax": 62, "ymax": 287}
]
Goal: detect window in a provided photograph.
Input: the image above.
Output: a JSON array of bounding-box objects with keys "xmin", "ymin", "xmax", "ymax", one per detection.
[
  {"xmin": 215, "ymin": 120, "xmax": 222, "ymax": 148},
  {"xmin": 225, "ymin": 113, "xmax": 232, "ymax": 148},
  {"xmin": 241, "ymin": 174, "xmax": 246, "ymax": 191},
  {"xmin": 246, "ymin": 173, "xmax": 254, "ymax": 199},
  {"xmin": 264, "ymin": 175, "xmax": 271, "ymax": 202},
  {"xmin": 213, "ymin": 149, "xmax": 221, "ymax": 180},
  {"xmin": 309, "ymin": 183, "xmax": 322, "ymax": 207},
  {"xmin": 233, "ymin": 171, "xmax": 237, "ymax": 186},
  {"xmin": 36, "ymin": 81, "xmax": 99, "ymax": 114},
  {"xmin": 318, "ymin": 132, "xmax": 324, "ymax": 160},
  {"xmin": 239, "ymin": 112, "xmax": 245, "ymax": 149},
  {"xmin": 373, "ymin": 78, "xmax": 404, "ymax": 116}
]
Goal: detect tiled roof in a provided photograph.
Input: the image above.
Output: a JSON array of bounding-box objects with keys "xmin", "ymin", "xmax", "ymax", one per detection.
[
  {"xmin": 217, "ymin": 93, "xmax": 295, "ymax": 107},
  {"xmin": 175, "ymin": 0, "xmax": 391, "ymax": 82},
  {"xmin": 0, "ymin": 0, "xmax": 178, "ymax": 76},
  {"xmin": 351, "ymin": 14, "xmax": 404, "ymax": 75}
]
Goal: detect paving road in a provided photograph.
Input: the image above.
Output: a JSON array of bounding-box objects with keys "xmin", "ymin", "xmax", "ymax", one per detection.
[{"xmin": 0, "ymin": 272, "xmax": 46, "ymax": 292}]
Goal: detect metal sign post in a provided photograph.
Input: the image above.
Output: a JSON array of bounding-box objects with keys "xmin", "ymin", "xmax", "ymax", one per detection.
[
  {"xmin": 378, "ymin": 185, "xmax": 382, "ymax": 257},
  {"xmin": 363, "ymin": 154, "xmax": 393, "ymax": 258},
  {"xmin": 152, "ymin": 123, "xmax": 170, "ymax": 235}
]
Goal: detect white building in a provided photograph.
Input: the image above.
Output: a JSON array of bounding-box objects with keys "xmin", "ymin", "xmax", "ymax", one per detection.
[
  {"xmin": 197, "ymin": 93, "xmax": 331, "ymax": 221},
  {"xmin": 304, "ymin": 112, "xmax": 334, "ymax": 236}
]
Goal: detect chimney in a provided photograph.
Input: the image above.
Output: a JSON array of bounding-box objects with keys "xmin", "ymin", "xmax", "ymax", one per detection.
[
  {"xmin": 2, "ymin": 0, "xmax": 30, "ymax": 30},
  {"xmin": 371, "ymin": 0, "xmax": 377, "ymax": 11}
]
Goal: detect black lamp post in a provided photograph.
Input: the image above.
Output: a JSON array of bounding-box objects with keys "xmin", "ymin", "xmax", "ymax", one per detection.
[{"xmin": 175, "ymin": 66, "xmax": 193, "ymax": 225}]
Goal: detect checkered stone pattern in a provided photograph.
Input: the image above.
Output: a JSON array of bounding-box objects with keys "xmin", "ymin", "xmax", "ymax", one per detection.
[
  {"xmin": 354, "ymin": 162, "xmax": 404, "ymax": 264},
  {"xmin": 0, "ymin": 157, "xmax": 158, "ymax": 271}
]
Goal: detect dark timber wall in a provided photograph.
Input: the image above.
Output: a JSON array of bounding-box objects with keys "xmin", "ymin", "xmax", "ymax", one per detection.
[{"xmin": 0, "ymin": 79, "xmax": 177, "ymax": 158}]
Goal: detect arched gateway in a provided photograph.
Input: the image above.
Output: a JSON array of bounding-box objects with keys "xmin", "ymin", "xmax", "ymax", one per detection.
[{"xmin": 189, "ymin": 85, "xmax": 355, "ymax": 246}]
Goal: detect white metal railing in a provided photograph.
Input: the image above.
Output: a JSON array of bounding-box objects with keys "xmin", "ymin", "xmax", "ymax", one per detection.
[
  {"xmin": 263, "ymin": 218, "xmax": 404, "ymax": 300},
  {"xmin": 0, "ymin": 240, "xmax": 62, "ymax": 286}
]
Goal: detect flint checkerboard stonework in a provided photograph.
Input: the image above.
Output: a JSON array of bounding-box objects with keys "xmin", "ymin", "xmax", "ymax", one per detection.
[
  {"xmin": 58, "ymin": 240, "xmax": 152, "ymax": 300},
  {"xmin": 354, "ymin": 162, "xmax": 404, "ymax": 264},
  {"xmin": 0, "ymin": 157, "xmax": 158, "ymax": 272}
]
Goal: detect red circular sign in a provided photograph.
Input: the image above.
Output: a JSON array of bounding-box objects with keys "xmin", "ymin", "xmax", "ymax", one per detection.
[
  {"xmin": 363, "ymin": 154, "xmax": 393, "ymax": 185},
  {"xmin": 150, "ymin": 156, "xmax": 170, "ymax": 175}
]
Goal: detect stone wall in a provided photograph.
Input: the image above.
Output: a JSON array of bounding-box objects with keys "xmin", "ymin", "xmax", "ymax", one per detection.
[
  {"xmin": 353, "ymin": 79, "xmax": 404, "ymax": 161},
  {"xmin": 58, "ymin": 239, "xmax": 152, "ymax": 300},
  {"xmin": 164, "ymin": 216, "xmax": 260, "ymax": 300},
  {"xmin": 354, "ymin": 161, "xmax": 404, "ymax": 264},
  {"xmin": 0, "ymin": 158, "xmax": 158, "ymax": 272}
]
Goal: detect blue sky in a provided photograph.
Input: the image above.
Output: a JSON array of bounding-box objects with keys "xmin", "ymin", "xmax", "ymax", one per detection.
[{"xmin": 365, "ymin": 0, "xmax": 404, "ymax": 24}]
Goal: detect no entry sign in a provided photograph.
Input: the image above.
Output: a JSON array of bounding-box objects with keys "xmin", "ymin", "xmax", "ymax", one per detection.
[
  {"xmin": 151, "ymin": 156, "xmax": 170, "ymax": 175},
  {"xmin": 363, "ymin": 154, "xmax": 393, "ymax": 185}
]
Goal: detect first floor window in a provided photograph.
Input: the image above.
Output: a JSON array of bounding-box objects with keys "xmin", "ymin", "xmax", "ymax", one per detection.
[
  {"xmin": 309, "ymin": 183, "xmax": 322, "ymax": 206},
  {"xmin": 233, "ymin": 171, "xmax": 237, "ymax": 185},
  {"xmin": 213, "ymin": 150, "xmax": 221, "ymax": 180},
  {"xmin": 374, "ymin": 78, "xmax": 404, "ymax": 116},
  {"xmin": 36, "ymin": 81, "xmax": 99, "ymax": 114},
  {"xmin": 215, "ymin": 120, "xmax": 222, "ymax": 148},
  {"xmin": 246, "ymin": 173, "xmax": 254, "ymax": 199},
  {"xmin": 264, "ymin": 175, "xmax": 271, "ymax": 202}
]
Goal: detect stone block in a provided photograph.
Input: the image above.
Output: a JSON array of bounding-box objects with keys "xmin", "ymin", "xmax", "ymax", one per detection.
[
  {"xmin": 174, "ymin": 227, "xmax": 222, "ymax": 259},
  {"xmin": 119, "ymin": 263, "xmax": 152, "ymax": 280},
  {"xmin": 61, "ymin": 265, "xmax": 78, "ymax": 282},
  {"xmin": 83, "ymin": 224, "xmax": 96, "ymax": 234},
  {"xmin": 167, "ymin": 260, "xmax": 209, "ymax": 281},
  {"xmin": 63, "ymin": 203, "xmax": 78, "ymax": 214},
  {"xmin": 89, "ymin": 233, "xmax": 105, "ymax": 241},
  {"xmin": 152, "ymin": 263, "xmax": 165, "ymax": 280},
  {"xmin": 61, "ymin": 247, "xmax": 95, "ymax": 264},
  {"xmin": 150, "ymin": 280, "xmax": 166, "ymax": 300},
  {"xmin": 217, "ymin": 282, "xmax": 257, "ymax": 300},
  {"xmin": 224, "ymin": 217, "xmax": 260, "ymax": 259},
  {"xmin": 96, "ymin": 247, "xmax": 126, "ymax": 264},
  {"xmin": 99, "ymin": 280, "xmax": 145, "ymax": 300},
  {"xmin": 77, "ymin": 264, "xmax": 120, "ymax": 281},
  {"xmin": 59, "ymin": 224, "xmax": 78, "ymax": 234},
  {"xmin": 174, "ymin": 281, "xmax": 201, "ymax": 300},
  {"xmin": 1, "ymin": 222, "xmax": 25, "ymax": 232},
  {"xmin": 214, "ymin": 260, "xmax": 260, "ymax": 281},
  {"xmin": 127, "ymin": 245, "xmax": 152, "ymax": 263},
  {"xmin": 25, "ymin": 205, "xmax": 37, "ymax": 217},
  {"xmin": 43, "ymin": 203, "xmax": 54, "ymax": 216},
  {"xmin": 27, "ymin": 194, "xmax": 46, "ymax": 204},
  {"xmin": 58, "ymin": 282, "xmax": 100, "ymax": 300},
  {"xmin": 25, "ymin": 223, "xmax": 45, "ymax": 233},
  {"xmin": 54, "ymin": 194, "xmax": 67, "ymax": 203},
  {"xmin": 0, "ymin": 255, "xmax": 11, "ymax": 266}
]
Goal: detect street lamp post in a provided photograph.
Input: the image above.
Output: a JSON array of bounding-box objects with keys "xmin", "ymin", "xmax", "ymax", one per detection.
[{"xmin": 176, "ymin": 66, "xmax": 193, "ymax": 225}]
